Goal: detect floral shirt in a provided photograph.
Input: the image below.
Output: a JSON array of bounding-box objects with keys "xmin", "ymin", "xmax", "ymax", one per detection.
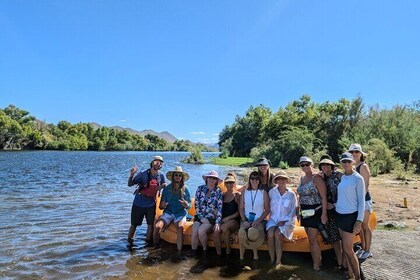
[{"xmin": 194, "ymin": 184, "xmax": 223, "ymax": 224}]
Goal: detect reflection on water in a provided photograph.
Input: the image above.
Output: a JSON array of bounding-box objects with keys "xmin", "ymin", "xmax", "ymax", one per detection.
[{"xmin": 1, "ymin": 151, "xmax": 346, "ymax": 279}]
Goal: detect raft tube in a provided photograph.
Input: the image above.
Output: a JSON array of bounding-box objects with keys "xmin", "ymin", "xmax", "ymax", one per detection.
[{"xmin": 156, "ymin": 197, "xmax": 377, "ymax": 253}]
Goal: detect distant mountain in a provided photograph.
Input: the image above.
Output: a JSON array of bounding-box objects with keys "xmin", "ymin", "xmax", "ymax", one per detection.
[{"xmin": 89, "ymin": 123, "xmax": 178, "ymax": 143}]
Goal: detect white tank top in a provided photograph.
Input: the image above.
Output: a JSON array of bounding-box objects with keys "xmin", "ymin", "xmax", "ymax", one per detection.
[{"xmin": 244, "ymin": 189, "xmax": 265, "ymax": 220}]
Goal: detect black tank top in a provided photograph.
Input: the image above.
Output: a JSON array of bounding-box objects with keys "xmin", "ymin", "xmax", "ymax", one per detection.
[{"xmin": 222, "ymin": 198, "xmax": 238, "ymax": 218}]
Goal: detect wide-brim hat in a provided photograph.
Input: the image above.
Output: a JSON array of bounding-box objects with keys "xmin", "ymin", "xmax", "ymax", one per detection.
[
  {"xmin": 272, "ymin": 170, "xmax": 290, "ymax": 183},
  {"xmin": 298, "ymin": 156, "xmax": 313, "ymax": 164},
  {"xmin": 202, "ymin": 170, "xmax": 223, "ymax": 184},
  {"xmin": 348, "ymin": 143, "xmax": 366, "ymax": 155},
  {"xmin": 319, "ymin": 158, "xmax": 335, "ymax": 166},
  {"xmin": 238, "ymin": 225, "xmax": 265, "ymax": 249},
  {"xmin": 255, "ymin": 158, "xmax": 270, "ymax": 166},
  {"xmin": 166, "ymin": 166, "xmax": 189, "ymax": 181},
  {"xmin": 340, "ymin": 152, "xmax": 355, "ymax": 162}
]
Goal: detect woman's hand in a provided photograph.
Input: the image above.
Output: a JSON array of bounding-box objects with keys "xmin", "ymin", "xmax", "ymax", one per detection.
[
  {"xmin": 277, "ymin": 221, "xmax": 286, "ymax": 227},
  {"xmin": 201, "ymin": 218, "xmax": 210, "ymax": 224},
  {"xmin": 214, "ymin": 224, "xmax": 221, "ymax": 232},
  {"xmin": 353, "ymin": 220, "xmax": 362, "ymax": 234},
  {"xmin": 242, "ymin": 221, "xmax": 250, "ymax": 229},
  {"xmin": 251, "ymin": 220, "xmax": 260, "ymax": 228},
  {"xmin": 179, "ymin": 198, "xmax": 188, "ymax": 208},
  {"xmin": 160, "ymin": 201, "xmax": 168, "ymax": 209},
  {"xmin": 327, "ymin": 202, "xmax": 335, "ymax": 210},
  {"xmin": 321, "ymin": 213, "xmax": 328, "ymax": 225}
]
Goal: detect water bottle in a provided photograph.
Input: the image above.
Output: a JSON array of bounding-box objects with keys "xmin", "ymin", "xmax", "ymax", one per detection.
[{"xmin": 318, "ymin": 223, "xmax": 329, "ymax": 242}]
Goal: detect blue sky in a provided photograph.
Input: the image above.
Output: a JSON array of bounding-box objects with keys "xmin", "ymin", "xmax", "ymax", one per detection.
[{"xmin": 1, "ymin": 1, "xmax": 419, "ymax": 144}]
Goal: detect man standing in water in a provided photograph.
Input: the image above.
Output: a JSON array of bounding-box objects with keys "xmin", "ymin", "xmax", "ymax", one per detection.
[{"xmin": 127, "ymin": 156, "xmax": 166, "ymax": 246}]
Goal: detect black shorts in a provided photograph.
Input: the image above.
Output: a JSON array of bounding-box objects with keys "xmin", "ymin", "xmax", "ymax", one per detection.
[
  {"xmin": 194, "ymin": 215, "xmax": 215, "ymax": 225},
  {"xmin": 335, "ymin": 211, "xmax": 358, "ymax": 233},
  {"xmin": 131, "ymin": 204, "xmax": 156, "ymax": 226},
  {"xmin": 300, "ymin": 204, "xmax": 322, "ymax": 229}
]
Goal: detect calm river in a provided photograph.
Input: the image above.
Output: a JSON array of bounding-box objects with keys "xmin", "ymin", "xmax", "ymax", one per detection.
[{"xmin": 0, "ymin": 151, "xmax": 343, "ymax": 279}]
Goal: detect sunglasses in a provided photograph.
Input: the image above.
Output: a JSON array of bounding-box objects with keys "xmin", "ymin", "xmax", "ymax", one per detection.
[
  {"xmin": 207, "ymin": 177, "xmax": 217, "ymax": 180},
  {"xmin": 341, "ymin": 160, "xmax": 353, "ymax": 164},
  {"xmin": 173, "ymin": 173, "xmax": 183, "ymax": 177},
  {"xmin": 225, "ymin": 182, "xmax": 234, "ymax": 185},
  {"xmin": 349, "ymin": 151, "xmax": 361, "ymax": 154},
  {"xmin": 250, "ymin": 177, "xmax": 260, "ymax": 181},
  {"xmin": 300, "ymin": 163, "xmax": 311, "ymax": 167}
]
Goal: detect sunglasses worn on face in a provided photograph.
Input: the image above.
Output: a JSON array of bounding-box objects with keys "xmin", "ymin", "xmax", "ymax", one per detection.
[
  {"xmin": 250, "ymin": 177, "xmax": 260, "ymax": 181},
  {"xmin": 341, "ymin": 160, "xmax": 353, "ymax": 164},
  {"xmin": 349, "ymin": 151, "xmax": 361, "ymax": 154},
  {"xmin": 207, "ymin": 177, "xmax": 217, "ymax": 180},
  {"xmin": 174, "ymin": 173, "xmax": 183, "ymax": 177},
  {"xmin": 300, "ymin": 163, "xmax": 311, "ymax": 167}
]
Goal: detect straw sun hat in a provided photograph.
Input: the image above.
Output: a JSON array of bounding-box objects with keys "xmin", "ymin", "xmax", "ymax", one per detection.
[
  {"xmin": 238, "ymin": 225, "xmax": 265, "ymax": 249},
  {"xmin": 166, "ymin": 166, "xmax": 189, "ymax": 181}
]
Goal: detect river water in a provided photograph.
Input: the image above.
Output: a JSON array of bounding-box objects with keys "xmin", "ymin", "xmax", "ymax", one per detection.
[{"xmin": 0, "ymin": 151, "xmax": 344, "ymax": 280}]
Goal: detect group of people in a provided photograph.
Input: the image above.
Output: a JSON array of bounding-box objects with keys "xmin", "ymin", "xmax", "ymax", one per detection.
[{"xmin": 127, "ymin": 143, "xmax": 372, "ymax": 280}]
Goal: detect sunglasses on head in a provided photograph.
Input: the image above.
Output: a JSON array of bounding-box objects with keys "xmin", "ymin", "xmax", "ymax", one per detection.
[{"xmin": 300, "ymin": 163, "xmax": 311, "ymax": 167}]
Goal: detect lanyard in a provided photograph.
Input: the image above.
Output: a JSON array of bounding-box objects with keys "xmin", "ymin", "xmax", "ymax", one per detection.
[{"xmin": 250, "ymin": 189, "xmax": 258, "ymax": 211}]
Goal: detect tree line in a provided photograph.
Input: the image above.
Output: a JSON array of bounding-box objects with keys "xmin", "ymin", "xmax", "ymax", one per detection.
[
  {"xmin": 218, "ymin": 95, "xmax": 420, "ymax": 174},
  {"xmin": 0, "ymin": 105, "xmax": 214, "ymax": 152}
]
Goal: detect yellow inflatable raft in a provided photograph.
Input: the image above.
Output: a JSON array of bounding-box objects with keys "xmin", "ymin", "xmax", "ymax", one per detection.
[{"xmin": 156, "ymin": 197, "xmax": 377, "ymax": 253}]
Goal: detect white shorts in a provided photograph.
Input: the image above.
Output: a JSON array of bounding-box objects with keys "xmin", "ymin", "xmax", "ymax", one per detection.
[
  {"xmin": 365, "ymin": 200, "xmax": 373, "ymax": 214},
  {"xmin": 159, "ymin": 212, "xmax": 186, "ymax": 225}
]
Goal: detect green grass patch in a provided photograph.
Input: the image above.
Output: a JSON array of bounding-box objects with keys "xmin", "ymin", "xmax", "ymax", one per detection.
[{"xmin": 210, "ymin": 157, "xmax": 254, "ymax": 167}]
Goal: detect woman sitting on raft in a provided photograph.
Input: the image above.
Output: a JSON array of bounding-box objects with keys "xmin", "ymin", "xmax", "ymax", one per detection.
[
  {"xmin": 153, "ymin": 166, "xmax": 191, "ymax": 258},
  {"xmin": 190, "ymin": 170, "xmax": 223, "ymax": 258},
  {"xmin": 266, "ymin": 170, "xmax": 297, "ymax": 268},
  {"xmin": 238, "ymin": 171, "xmax": 270, "ymax": 261},
  {"xmin": 214, "ymin": 175, "xmax": 240, "ymax": 256}
]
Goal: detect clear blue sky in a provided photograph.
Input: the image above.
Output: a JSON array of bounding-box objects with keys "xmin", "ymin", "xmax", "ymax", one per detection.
[{"xmin": 1, "ymin": 1, "xmax": 419, "ymax": 144}]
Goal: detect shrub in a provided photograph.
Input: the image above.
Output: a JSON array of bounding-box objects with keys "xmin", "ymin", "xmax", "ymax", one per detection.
[
  {"xmin": 279, "ymin": 161, "xmax": 289, "ymax": 169},
  {"xmin": 366, "ymin": 138, "xmax": 399, "ymax": 174},
  {"xmin": 182, "ymin": 147, "xmax": 205, "ymax": 164}
]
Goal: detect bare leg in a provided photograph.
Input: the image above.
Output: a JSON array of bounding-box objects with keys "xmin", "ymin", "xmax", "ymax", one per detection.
[
  {"xmin": 175, "ymin": 221, "xmax": 184, "ymax": 252},
  {"xmin": 153, "ymin": 219, "xmax": 166, "ymax": 245},
  {"xmin": 213, "ymin": 226, "xmax": 222, "ymax": 255},
  {"xmin": 267, "ymin": 227, "xmax": 276, "ymax": 263},
  {"xmin": 198, "ymin": 223, "xmax": 213, "ymax": 251},
  {"xmin": 191, "ymin": 222, "xmax": 201, "ymax": 250},
  {"xmin": 333, "ymin": 240, "xmax": 343, "ymax": 266},
  {"xmin": 307, "ymin": 227, "xmax": 322, "ymax": 270},
  {"xmin": 128, "ymin": 225, "xmax": 136, "ymax": 239},
  {"xmin": 362, "ymin": 211, "xmax": 372, "ymax": 252},
  {"xmin": 274, "ymin": 228, "xmax": 283, "ymax": 265},
  {"xmin": 146, "ymin": 224, "xmax": 153, "ymax": 241},
  {"xmin": 221, "ymin": 220, "xmax": 239, "ymax": 255},
  {"xmin": 340, "ymin": 229, "xmax": 360, "ymax": 280}
]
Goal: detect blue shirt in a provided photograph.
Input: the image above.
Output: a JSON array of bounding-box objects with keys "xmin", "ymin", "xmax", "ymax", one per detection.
[
  {"xmin": 336, "ymin": 172, "xmax": 365, "ymax": 222},
  {"xmin": 161, "ymin": 183, "xmax": 192, "ymax": 218},
  {"xmin": 132, "ymin": 169, "xmax": 165, "ymax": 208}
]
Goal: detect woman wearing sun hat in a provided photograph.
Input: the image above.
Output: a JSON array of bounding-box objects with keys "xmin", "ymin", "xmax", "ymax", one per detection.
[
  {"xmin": 296, "ymin": 156, "xmax": 328, "ymax": 271},
  {"xmin": 190, "ymin": 170, "xmax": 223, "ymax": 258},
  {"xmin": 266, "ymin": 170, "xmax": 297, "ymax": 268},
  {"xmin": 238, "ymin": 171, "xmax": 270, "ymax": 262},
  {"xmin": 318, "ymin": 155, "xmax": 344, "ymax": 269},
  {"xmin": 336, "ymin": 152, "xmax": 365, "ymax": 280},
  {"xmin": 213, "ymin": 175, "xmax": 240, "ymax": 256},
  {"xmin": 348, "ymin": 143, "xmax": 373, "ymax": 260},
  {"xmin": 153, "ymin": 166, "xmax": 191, "ymax": 257}
]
